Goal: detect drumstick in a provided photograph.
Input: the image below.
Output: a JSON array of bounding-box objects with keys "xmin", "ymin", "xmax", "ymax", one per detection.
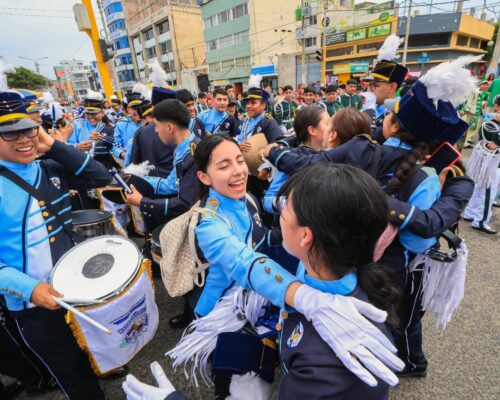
[
  {"xmin": 52, "ymin": 296, "xmax": 112, "ymax": 335},
  {"xmin": 63, "ymin": 298, "xmax": 105, "ymax": 305}
]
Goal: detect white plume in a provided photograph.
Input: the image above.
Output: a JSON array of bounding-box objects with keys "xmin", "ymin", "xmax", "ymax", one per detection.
[
  {"xmin": 0, "ymin": 60, "xmax": 15, "ymax": 92},
  {"xmin": 85, "ymin": 89, "xmax": 104, "ymax": 101},
  {"xmin": 148, "ymin": 60, "xmax": 167, "ymax": 88},
  {"xmin": 132, "ymin": 82, "xmax": 151, "ymax": 101},
  {"xmin": 40, "ymin": 92, "xmax": 54, "ymax": 105},
  {"xmin": 420, "ymin": 55, "xmax": 482, "ymax": 108},
  {"xmin": 122, "ymin": 161, "xmax": 155, "ymax": 177},
  {"xmin": 377, "ymin": 35, "xmax": 404, "ymax": 62},
  {"xmin": 248, "ymin": 74, "xmax": 262, "ymax": 89}
]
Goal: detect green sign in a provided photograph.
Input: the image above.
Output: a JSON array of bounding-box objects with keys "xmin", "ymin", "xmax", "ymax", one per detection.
[
  {"xmin": 346, "ymin": 28, "xmax": 367, "ymax": 42},
  {"xmin": 368, "ymin": 24, "xmax": 391, "ymax": 38},
  {"xmin": 350, "ymin": 62, "xmax": 369, "ymax": 73}
]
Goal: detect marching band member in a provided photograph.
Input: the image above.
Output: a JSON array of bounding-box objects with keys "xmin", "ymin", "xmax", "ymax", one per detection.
[
  {"xmin": 176, "ymin": 89, "xmax": 205, "ymax": 139},
  {"xmin": 196, "ymin": 92, "xmax": 210, "ymax": 114},
  {"xmin": 337, "ymin": 79, "xmax": 363, "ymax": 110},
  {"xmin": 122, "ymin": 136, "xmax": 404, "ymax": 400},
  {"xmin": 197, "ymin": 89, "xmax": 239, "ymax": 137},
  {"xmin": 273, "ymin": 85, "xmax": 298, "ymax": 134},
  {"xmin": 0, "ymin": 69, "xmax": 112, "ymax": 398},
  {"xmin": 319, "ymin": 85, "xmax": 342, "ymax": 117}
]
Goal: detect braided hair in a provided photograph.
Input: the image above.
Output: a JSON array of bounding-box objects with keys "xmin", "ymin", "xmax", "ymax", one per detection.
[{"xmin": 386, "ymin": 113, "xmax": 430, "ymax": 196}]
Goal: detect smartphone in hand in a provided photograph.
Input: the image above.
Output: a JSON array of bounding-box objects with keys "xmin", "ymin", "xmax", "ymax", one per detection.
[{"xmin": 421, "ymin": 142, "xmax": 461, "ymax": 173}]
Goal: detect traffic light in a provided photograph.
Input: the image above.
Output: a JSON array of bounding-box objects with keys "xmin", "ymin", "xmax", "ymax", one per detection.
[
  {"xmin": 315, "ymin": 49, "xmax": 323, "ymax": 62},
  {"xmin": 99, "ymin": 39, "xmax": 116, "ymax": 62}
]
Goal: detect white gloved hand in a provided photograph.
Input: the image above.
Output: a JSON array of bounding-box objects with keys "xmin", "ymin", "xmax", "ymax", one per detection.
[
  {"xmin": 122, "ymin": 361, "xmax": 176, "ymax": 400},
  {"xmin": 294, "ymin": 285, "xmax": 405, "ymax": 387}
]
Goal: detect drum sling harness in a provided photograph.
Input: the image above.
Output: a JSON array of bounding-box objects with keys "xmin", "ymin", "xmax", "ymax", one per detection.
[{"xmin": 0, "ymin": 165, "xmax": 83, "ymax": 244}]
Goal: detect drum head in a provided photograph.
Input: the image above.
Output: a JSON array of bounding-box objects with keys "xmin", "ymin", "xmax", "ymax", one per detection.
[
  {"xmin": 71, "ymin": 210, "xmax": 112, "ymax": 225},
  {"xmin": 51, "ymin": 236, "xmax": 142, "ymax": 301},
  {"xmin": 151, "ymin": 224, "xmax": 165, "ymax": 246},
  {"xmin": 101, "ymin": 189, "xmax": 125, "ymax": 204}
]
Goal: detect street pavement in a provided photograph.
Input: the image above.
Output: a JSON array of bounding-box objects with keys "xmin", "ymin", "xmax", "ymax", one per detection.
[{"xmin": 6, "ymin": 209, "xmax": 499, "ymax": 400}]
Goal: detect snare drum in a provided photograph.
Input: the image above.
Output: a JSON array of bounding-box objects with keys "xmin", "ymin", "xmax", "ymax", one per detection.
[
  {"xmin": 150, "ymin": 224, "xmax": 165, "ymax": 265},
  {"xmin": 71, "ymin": 210, "xmax": 113, "ymax": 240},
  {"xmin": 97, "ymin": 187, "xmax": 129, "ymax": 237},
  {"xmin": 51, "ymin": 236, "xmax": 159, "ymax": 375}
]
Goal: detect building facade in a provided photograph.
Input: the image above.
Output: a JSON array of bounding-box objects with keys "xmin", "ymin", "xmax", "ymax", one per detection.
[
  {"xmin": 322, "ymin": 8, "xmax": 494, "ymax": 83},
  {"xmin": 200, "ymin": 0, "xmax": 300, "ymax": 92},
  {"xmin": 59, "ymin": 59, "xmax": 94, "ymax": 97},
  {"xmin": 102, "ymin": 0, "xmax": 136, "ymax": 92},
  {"xmin": 122, "ymin": 0, "xmax": 207, "ymax": 92}
]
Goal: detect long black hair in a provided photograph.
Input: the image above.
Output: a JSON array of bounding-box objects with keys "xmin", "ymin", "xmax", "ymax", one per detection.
[
  {"xmin": 293, "ymin": 106, "xmax": 327, "ymax": 144},
  {"xmin": 193, "ymin": 134, "xmax": 240, "ymax": 199},
  {"xmin": 278, "ymin": 163, "xmax": 400, "ymax": 326}
]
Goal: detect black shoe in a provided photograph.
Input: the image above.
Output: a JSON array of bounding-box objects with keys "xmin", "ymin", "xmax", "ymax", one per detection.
[
  {"xmin": 462, "ymin": 216, "xmax": 473, "ymax": 222},
  {"xmin": 493, "ymin": 201, "xmax": 500, "ymax": 208},
  {"xmin": 169, "ymin": 313, "xmax": 190, "ymax": 329},
  {"xmin": 471, "ymin": 222, "xmax": 497, "ymax": 234},
  {"xmin": 100, "ymin": 365, "xmax": 129, "ymax": 380},
  {"xmin": 1, "ymin": 381, "xmax": 23, "ymax": 400},
  {"xmin": 396, "ymin": 367, "xmax": 427, "ymax": 378}
]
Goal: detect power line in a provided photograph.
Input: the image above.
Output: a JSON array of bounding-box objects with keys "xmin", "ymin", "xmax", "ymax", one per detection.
[{"xmin": 0, "ymin": 12, "xmax": 74, "ymax": 19}]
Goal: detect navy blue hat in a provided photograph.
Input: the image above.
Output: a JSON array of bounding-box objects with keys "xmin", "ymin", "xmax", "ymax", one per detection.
[
  {"xmin": 136, "ymin": 100, "xmax": 153, "ymax": 119},
  {"xmin": 151, "ymin": 87, "xmax": 176, "ymax": 106},
  {"xmin": 83, "ymin": 98, "xmax": 104, "ymax": 114},
  {"xmin": 386, "ymin": 80, "xmax": 468, "ymax": 144},
  {"xmin": 126, "ymin": 92, "xmax": 145, "ymax": 108},
  {"xmin": 242, "ymin": 87, "xmax": 270, "ymax": 105},
  {"xmin": 371, "ymin": 60, "xmax": 408, "ymax": 87},
  {"xmin": 0, "ymin": 91, "xmax": 39, "ymax": 133}
]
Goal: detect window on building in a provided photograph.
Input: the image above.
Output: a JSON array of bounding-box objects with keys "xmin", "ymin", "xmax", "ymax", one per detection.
[
  {"xmin": 326, "ymin": 46, "xmax": 354, "ymax": 57},
  {"xmin": 115, "ymin": 36, "xmax": 129, "ymax": 50},
  {"xmin": 118, "ymin": 69, "xmax": 135, "ymax": 83},
  {"xmin": 162, "ymin": 61, "xmax": 175, "ymax": 73},
  {"xmin": 233, "ymin": 30, "xmax": 250, "ymax": 45},
  {"xmin": 339, "ymin": 0, "xmax": 348, "ymax": 7},
  {"xmin": 408, "ymin": 33, "xmax": 450, "ymax": 47},
  {"xmin": 304, "ymin": 15, "xmax": 317, "ymax": 27},
  {"xmin": 204, "ymin": 16, "xmax": 214, "ymax": 29},
  {"xmin": 105, "ymin": 2, "xmax": 123, "ymax": 15},
  {"xmin": 217, "ymin": 10, "xmax": 230, "ymax": 24},
  {"xmin": 456, "ymin": 34, "xmax": 468, "ymax": 47},
  {"xmin": 209, "ymin": 62, "xmax": 221, "ymax": 72},
  {"xmin": 157, "ymin": 19, "xmax": 169, "ymax": 34},
  {"xmin": 143, "ymin": 28, "xmax": 154, "ymax": 41},
  {"xmin": 357, "ymin": 41, "xmax": 384, "ymax": 53},
  {"xmin": 147, "ymin": 47, "xmax": 157, "ymax": 58},
  {"xmin": 206, "ymin": 39, "xmax": 217, "ymax": 51},
  {"xmin": 221, "ymin": 59, "xmax": 235, "ymax": 70},
  {"xmin": 304, "ymin": 37, "xmax": 317, "ymax": 47},
  {"xmin": 160, "ymin": 41, "xmax": 172, "ymax": 54},
  {"xmin": 109, "ymin": 19, "xmax": 125, "ymax": 33},
  {"xmin": 232, "ymin": 3, "xmax": 248, "ymax": 19},
  {"xmin": 469, "ymin": 38, "xmax": 480, "ymax": 49},
  {"xmin": 235, "ymin": 56, "xmax": 250, "ymax": 67}
]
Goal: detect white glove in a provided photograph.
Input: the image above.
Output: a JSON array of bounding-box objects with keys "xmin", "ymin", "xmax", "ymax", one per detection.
[
  {"xmin": 122, "ymin": 361, "xmax": 176, "ymax": 400},
  {"xmin": 294, "ymin": 285, "xmax": 405, "ymax": 387}
]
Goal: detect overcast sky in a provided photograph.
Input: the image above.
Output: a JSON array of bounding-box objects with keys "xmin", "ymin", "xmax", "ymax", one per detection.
[{"xmin": 0, "ymin": 0, "xmax": 104, "ymax": 80}]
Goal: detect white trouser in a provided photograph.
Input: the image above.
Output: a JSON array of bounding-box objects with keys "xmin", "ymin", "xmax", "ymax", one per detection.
[{"xmin": 464, "ymin": 168, "xmax": 500, "ymax": 224}]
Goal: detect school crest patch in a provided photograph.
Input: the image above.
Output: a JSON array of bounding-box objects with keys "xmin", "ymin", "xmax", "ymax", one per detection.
[
  {"xmin": 50, "ymin": 177, "xmax": 61, "ymax": 190},
  {"xmin": 287, "ymin": 321, "xmax": 304, "ymax": 348}
]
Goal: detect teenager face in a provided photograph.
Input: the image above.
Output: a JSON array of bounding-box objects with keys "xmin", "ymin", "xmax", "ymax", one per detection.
[
  {"xmin": 227, "ymin": 105, "xmax": 236, "ymax": 116},
  {"xmin": 279, "ymin": 193, "xmax": 312, "ymax": 264},
  {"xmin": 479, "ymin": 82, "xmax": 488, "ymax": 92},
  {"xmin": 0, "ymin": 127, "xmax": 39, "ymax": 164},
  {"xmin": 307, "ymin": 111, "xmax": 330, "ymax": 150},
  {"xmin": 85, "ymin": 111, "xmax": 103, "ymax": 125},
  {"xmin": 326, "ymin": 91, "xmax": 337, "ymax": 103},
  {"xmin": 197, "ymin": 140, "xmax": 248, "ymax": 199},
  {"xmin": 284, "ymin": 89, "xmax": 293, "ymax": 101},
  {"xmin": 303, "ymin": 92, "xmax": 315, "ymax": 105},
  {"xmin": 154, "ymin": 119, "xmax": 176, "ymax": 144},
  {"xmin": 199, "ymin": 97, "xmax": 207, "ymax": 105},
  {"xmin": 382, "ymin": 111, "xmax": 400, "ymax": 139},
  {"xmin": 213, "ymin": 94, "xmax": 228, "ymax": 112},
  {"xmin": 185, "ymin": 100, "xmax": 197, "ymax": 118},
  {"xmin": 226, "ymin": 87, "xmax": 235, "ymax": 99},
  {"xmin": 370, "ymin": 81, "xmax": 397, "ymax": 105},
  {"xmin": 246, "ymin": 98, "xmax": 266, "ymax": 118},
  {"xmin": 128, "ymin": 107, "xmax": 142, "ymax": 123},
  {"xmin": 346, "ymin": 83, "xmax": 357, "ymax": 95}
]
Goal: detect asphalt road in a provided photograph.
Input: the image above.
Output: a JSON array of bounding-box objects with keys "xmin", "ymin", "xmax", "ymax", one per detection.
[{"xmin": 4, "ymin": 210, "xmax": 499, "ymax": 400}]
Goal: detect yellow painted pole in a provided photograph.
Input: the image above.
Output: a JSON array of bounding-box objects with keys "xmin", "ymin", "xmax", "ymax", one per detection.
[{"xmin": 82, "ymin": 0, "xmax": 114, "ymax": 100}]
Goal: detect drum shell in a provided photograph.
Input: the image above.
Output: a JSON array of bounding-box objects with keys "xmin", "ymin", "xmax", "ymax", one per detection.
[
  {"xmin": 242, "ymin": 133, "xmax": 268, "ymax": 175},
  {"xmin": 71, "ymin": 210, "xmax": 114, "ymax": 241}
]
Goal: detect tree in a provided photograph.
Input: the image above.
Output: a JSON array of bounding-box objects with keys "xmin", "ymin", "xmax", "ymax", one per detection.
[{"xmin": 7, "ymin": 67, "xmax": 47, "ymax": 89}]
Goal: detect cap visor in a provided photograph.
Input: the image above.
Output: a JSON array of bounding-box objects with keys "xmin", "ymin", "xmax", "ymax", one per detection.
[{"xmin": 0, "ymin": 118, "xmax": 39, "ymax": 133}]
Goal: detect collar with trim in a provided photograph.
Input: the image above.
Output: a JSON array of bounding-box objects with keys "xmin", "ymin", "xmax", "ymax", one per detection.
[
  {"xmin": 383, "ymin": 137, "xmax": 413, "ymax": 151},
  {"xmin": 296, "ymin": 262, "xmax": 357, "ymax": 296}
]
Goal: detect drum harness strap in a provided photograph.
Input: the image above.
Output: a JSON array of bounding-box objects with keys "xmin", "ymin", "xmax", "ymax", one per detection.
[{"xmin": 0, "ymin": 166, "xmax": 83, "ymax": 244}]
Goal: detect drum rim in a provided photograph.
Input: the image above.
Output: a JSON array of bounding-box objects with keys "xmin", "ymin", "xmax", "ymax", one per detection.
[
  {"xmin": 71, "ymin": 210, "xmax": 113, "ymax": 225},
  {"xmin": 50, "ymin": 235, "xmax": 143, "ymax": 304}
]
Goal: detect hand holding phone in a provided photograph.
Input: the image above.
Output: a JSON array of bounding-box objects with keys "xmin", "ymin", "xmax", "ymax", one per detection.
[{"xmin": 421, "ymin": 142, "xmax": 461, "ymax": 174}]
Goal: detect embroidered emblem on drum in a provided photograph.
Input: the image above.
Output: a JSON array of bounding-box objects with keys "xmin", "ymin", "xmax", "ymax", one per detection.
[
  {"xmin": 50, "ymin": 177, "xmax": 61, "ymax": 190},
  {"xmin": 82, "ymin": 253, "xmax": 115, "ymax": 279},
  {"xmin": 110, "ymin": 295, "xmax": 150, "ymax": 348},
  {"xmin": 287, "ymin": 321, "xmax": 304, "ymax": 348}
]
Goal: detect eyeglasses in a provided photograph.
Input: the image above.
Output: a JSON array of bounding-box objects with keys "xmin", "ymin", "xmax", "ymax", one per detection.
[
  {"xmin": 369, "ymin": 81, "xmax": 388, "ymax": 89},
  {"xmin": 0, "ymin": 127, "xmax": 39, "ymax": 142}
]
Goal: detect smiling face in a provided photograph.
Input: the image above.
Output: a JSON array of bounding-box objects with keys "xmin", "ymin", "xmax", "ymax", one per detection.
[
  {"xmin": 303, "ymin": 92, "xmax": 315, "ymax": 105},
  {"xmin": 85, "ymin": 111, "xmax": 103, "ymax": 125},
  {"xmin": 213, "ymin": 94, "xmax": 228, "ymax": 112},
  {"xmin": 0, "ymin": 127, "xmax": 39, "ymax": 164},
  {"xmin": 246, "ymin": 98, "xmax": 266, "ymax": 118},
  {"xmin": 196, "ymin": 140, "xmax": 248, "ymax": 199},
  {"xmin": 185, "ymin": 100, "xmax": 197, "ymax": 118}
]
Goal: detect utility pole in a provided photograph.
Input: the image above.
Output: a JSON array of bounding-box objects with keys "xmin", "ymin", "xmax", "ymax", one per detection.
[
  {"xmin": 301, "ymin": 0, "xmax": 307, "ymax": 85},
  {"xmin": 402, "ymin": 0, "xmax": 413, "ymax": 66},
  {"xmin": 18, "ymin": 56, "xmax": 48, "ymax": 74},
  {"xmin": 487, "ymin": 10, "xmax": 500, "ymax": 75},
  {"xmin": 73, "ymin": 0, "xmax": 114, "ymax": 100}
]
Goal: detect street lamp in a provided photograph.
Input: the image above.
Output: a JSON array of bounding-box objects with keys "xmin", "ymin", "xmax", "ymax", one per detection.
[{"xmin": 17, "ymin": 56, "xmax": 48, "ymax": 74}]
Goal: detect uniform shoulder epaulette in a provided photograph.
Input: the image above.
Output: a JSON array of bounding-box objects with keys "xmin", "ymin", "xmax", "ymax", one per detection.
[
  {"xmin": 357, "ymin": 133, "xmax": 378, "ymax": 144},
  {"xmin": 190, "ymin": 141, "xmax": 197, "ymax": 156},
  {"xmin": 264, "ymin": 113, "xmax": 274, "ymax": 120}
]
